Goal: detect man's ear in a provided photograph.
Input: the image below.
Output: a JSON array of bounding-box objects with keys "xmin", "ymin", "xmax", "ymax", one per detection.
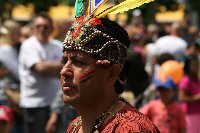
[{"xmin": 107, "ymin": 64, "xmax": 121, "ymax": 84}]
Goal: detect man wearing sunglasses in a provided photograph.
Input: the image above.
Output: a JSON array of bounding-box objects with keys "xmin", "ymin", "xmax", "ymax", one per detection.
[{"xmin": 19, "ymin": 12, "xmax": 63, "ymax": 133}]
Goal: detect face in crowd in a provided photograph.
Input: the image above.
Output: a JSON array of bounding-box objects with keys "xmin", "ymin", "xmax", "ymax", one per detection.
[{"xmin": 33, "ymin": 16, "xmax": 53, "ymax": 43}]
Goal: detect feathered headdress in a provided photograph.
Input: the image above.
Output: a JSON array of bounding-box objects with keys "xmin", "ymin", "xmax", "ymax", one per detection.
[
  {"xmin": 63, "ymin": 0, "xmax": 155, "ymax": 67},
  {"xmin": 75, "ymin": 0, "xmax": 154, "ymax": 17}
]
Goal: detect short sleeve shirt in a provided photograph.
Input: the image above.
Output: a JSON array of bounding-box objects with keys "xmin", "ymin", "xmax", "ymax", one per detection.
[
  {"xmin": 19, "ymin": 36, "xmax": 63, "ymax": 108},
  {"xmin": 140, "ymin": 100, "xmax": 186, "ymax": 133},
  {"xmin": 179, "ymin": 75, "xmax": 200, "ymax": 114}
]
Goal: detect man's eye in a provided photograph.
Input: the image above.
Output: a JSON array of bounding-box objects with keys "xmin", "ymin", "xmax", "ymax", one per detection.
[{"xmin": 73, "ymin": 60, "xmax": 85, "ymax": 66}]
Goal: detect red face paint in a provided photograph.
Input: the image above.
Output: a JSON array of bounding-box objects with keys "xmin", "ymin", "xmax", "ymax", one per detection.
[{"xmin": 78, "ymin": 70, "xmax": 97, "ymax": 83}]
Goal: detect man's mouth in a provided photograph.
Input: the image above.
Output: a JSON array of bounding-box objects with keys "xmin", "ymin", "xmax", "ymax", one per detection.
[{"xmin": 62, "ymin": 82, "xmax": 77, "ymax": 91}]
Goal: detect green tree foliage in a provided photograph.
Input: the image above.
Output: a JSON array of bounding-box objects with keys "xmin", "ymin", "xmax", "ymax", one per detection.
[
  {"xmin": 1, "ymin": 0, "xmax": 200, "ymax": 23},
  {"xmin": 63, "ymin": 0, "xmax": 76, "ymax": 6},
  {"xmin": 0, "ymin": 0, "xmax": 62, "ymax": 18}
]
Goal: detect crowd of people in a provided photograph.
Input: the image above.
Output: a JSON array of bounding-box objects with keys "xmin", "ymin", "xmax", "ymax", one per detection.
[{"xmin": 0, "ymin": 8, "xmax": 199, "ymax": 133}]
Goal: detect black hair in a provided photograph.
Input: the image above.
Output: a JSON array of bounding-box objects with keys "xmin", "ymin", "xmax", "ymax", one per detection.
[
  {"xmin": 187, "ymin": 41, "xmax": 200, "ymax": 49},
  {"xmin": 95, "ymin": 18, "xmax": 130, "ymax": 94},
  {"xmin": 33, "ymin": 12, "xmax": 53, "ymax": 27},
  {"xmin": 115, "ymin": 71, "xmax": 126, "ymax": 94},
  {"xmin": 157, "ymin": 53, "xmax": 175, "ymax": 65},
  {"xmin": 97, "ymin": 18, "xmax": 130, "ymax": 48},
  {"xmin": 184, "ymin": 55, "xmax": 199, "ymax": 75}
]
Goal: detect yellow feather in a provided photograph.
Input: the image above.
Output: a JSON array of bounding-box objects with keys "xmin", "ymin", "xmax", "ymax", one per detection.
[{"xmin": 96, "ymin": 0, "xmax": 154, "ymax": 18}]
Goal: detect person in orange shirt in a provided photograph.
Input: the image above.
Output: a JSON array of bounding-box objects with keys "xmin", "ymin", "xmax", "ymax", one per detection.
[{"xmin": 140, "ymin": 76, "xmax": 186, "ymax": 133}]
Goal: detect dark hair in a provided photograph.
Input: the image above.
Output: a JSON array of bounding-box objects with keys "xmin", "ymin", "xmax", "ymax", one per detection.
[
  {"xmin": 115, "ymin": 71, "xmax": 126, "ymax": 94},
  {"xmin": 33, "ymin": 12, "xmax": 53, "ymax": 27},
  {"xmin": 157, "ymin": 53, "xmax": 175, "ymax": 65},
  {"xmin": 187, "ymin": 41, "xmax": 200, "ymax": 49},
  {"xmin": 97, "ymin": 18, "xmax": 130, "ymax": 48},
  {"xmin": 184, "ymin": 55, "xmax": 199, "ymax": 75},
  {"xmin": 97, "ymin": 18, "xmax": 130, "ymax": 94},
  {"xmin": 93, "ymin": 18, "xmax": 130, "ymax": 94}
]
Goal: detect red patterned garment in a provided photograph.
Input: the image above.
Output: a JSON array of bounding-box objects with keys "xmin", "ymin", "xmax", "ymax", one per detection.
[{"xmin": 67, "ymin": 103, "xmax": 160, "ymax": 133}]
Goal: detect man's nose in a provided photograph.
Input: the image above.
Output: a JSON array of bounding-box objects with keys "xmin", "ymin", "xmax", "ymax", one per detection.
[
  {"xmin": 60, "ymin": 68, "xmax": 73, "ymax": 77},
  {"xmin": 60, "ymin": 63, "xmax": 73, "ymax": 77}
]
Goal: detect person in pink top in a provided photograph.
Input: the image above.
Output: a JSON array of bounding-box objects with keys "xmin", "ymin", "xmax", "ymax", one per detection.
[
  {"xmin": 140, "ymin": 76, "xmax": 186, "ymax": 133},
  {"xmin": 0, "ymin": 105, "xmax": 14, "ymax": 133},
  {"xmin": 179, "ymin": 55, "xmax": 200, "ymax": 133}
]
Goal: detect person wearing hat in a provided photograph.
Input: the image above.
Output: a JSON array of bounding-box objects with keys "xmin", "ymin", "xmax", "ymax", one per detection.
[
  {"xmin": 60, "ymin": 14, "xmax": 160, "ymax": 133},
  {"xmin": 140, "ymin": 77, "xmax": 186, "ymax": 133},
  {"xmin": 59, "ymin": 0, "xmax": 161, "ymax": 132},
  {"xmin": 0, "ymin": 105, "xmax": 14, "ymax": 133}
]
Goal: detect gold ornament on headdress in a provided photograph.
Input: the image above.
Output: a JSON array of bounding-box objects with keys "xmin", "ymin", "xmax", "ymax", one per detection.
[{"xmin": 96, "ymin": 0, "xmax": 154, "ymax": 18}]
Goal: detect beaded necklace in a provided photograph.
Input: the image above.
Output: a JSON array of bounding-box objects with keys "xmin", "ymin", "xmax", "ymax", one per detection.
[{"xmin": 72, "ymin": 97, "xmax": 126, "ymax": 133}]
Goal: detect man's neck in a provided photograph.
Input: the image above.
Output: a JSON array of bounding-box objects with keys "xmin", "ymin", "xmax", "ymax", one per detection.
[
  {"xmin": 170, "ymin": 32, "xmax": 180, "ymax": 37},
  {"xmin": 77, "ymin": 94, "xmax": 119, "ymax": 133},
  {"xmin": 39, "ymin": 40, "xmax": 48, "ymax": 45}
]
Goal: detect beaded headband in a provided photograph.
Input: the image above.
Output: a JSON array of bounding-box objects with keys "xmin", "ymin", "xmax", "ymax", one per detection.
[
  {"xmin": 63, "ymin": 16, "xmax": 128, "ymax": 67},
  {"xmin": 63, "ymin": 0, "xmax": 154, "ymax": 67}
]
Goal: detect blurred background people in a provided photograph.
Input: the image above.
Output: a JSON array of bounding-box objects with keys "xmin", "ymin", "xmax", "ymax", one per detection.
[
  {"xmin": 145, "ymin": 24, "xmax": 159, "ymax": 43},
  {"xmin": 0, "ymin": 19, "xmax": 21, "ymax": 82},
  {"xmin": 51, "ymin": 18, "xmax": 72, "ymax": 42},
  {"xmin": 0, "ymin": 61, "xmax": 9, "ymax": 106},
  {"xmin": 0, "ymin": 19, "xmax": 23, "ymax": 133},
  {"xmin": 20, "ymin": 24, "xmax": 32, "ymax": 43},
  {"xmin": 18, "ymin": 12, "xmax": 63, "ymax": 133},
  {"xmin": 45, "ymin": 89, "xmax": 77, "ymax": 133},
  {"xmin": 179, "ymin": 55, "xmax": 200, "ymax": 133},
  {"xmin": 151, "ymin": 22, "xmax": 188, "ymax": 76},
  {"xmin": 140, "ymin": 76, "xmax": 186, "ymax": 133}
]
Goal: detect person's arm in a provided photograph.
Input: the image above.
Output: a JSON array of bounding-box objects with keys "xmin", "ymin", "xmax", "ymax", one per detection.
[
  {"xmin": 179, "ymin": 90, "xmax": 200, "ymax": 103},
  {"xmin": 45, "ymin": 90, "xmax": 64, "ymax": 133},
  {"xmin": 32, "ymin": 60, "xmax": 63, "ymax": 77},
  {"xmin": 19, "ymin": 40, "xmax": 63, "ymax": 77},
  {"xmin": 45, "ymin": 112, "xmax": 58, "ymax": 133},
  {"xmin": 0, "ymin": 47, "xmax": 19, "ymax": 81}
]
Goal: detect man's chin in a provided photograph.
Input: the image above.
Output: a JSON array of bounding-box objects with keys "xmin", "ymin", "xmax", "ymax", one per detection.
[
  {"xmin": 36, "ymin": 36, "xmax": 46, "ymax": 43},
  {"xmin": 63, "ymin": 94, "xmax": 79, "ymax": 104}
]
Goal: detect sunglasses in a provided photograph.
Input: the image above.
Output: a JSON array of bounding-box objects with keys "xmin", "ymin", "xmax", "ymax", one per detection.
[{"xmin": 35, "ymin": 24, "xmax": 50, "ymax": 30}]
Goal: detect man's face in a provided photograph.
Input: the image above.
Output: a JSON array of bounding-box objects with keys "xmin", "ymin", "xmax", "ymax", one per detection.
[
  {"xmin": 60, "ymin": 51, "xmax": 111, "ymax": 107},
  {"xmin": 33, "ymin": 17, "xmax": 52, "ymax": 43}
]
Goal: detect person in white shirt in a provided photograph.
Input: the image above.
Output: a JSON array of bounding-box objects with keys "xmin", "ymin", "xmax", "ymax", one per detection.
[
  {"xmin": 151, "ymin": 22, "xmax": 187, "ymax": 76},
  {"xmin": 18, "ymin": 12, "xmax": 63, "ymax": 133}
]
